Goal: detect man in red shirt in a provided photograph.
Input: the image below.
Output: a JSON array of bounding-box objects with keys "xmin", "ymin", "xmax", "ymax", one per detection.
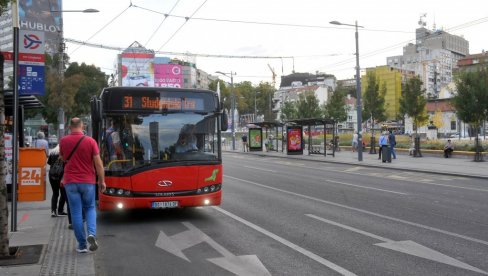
[{"xmin": 60, "ymin": 117, "xmax": 106, "ymax": 253}]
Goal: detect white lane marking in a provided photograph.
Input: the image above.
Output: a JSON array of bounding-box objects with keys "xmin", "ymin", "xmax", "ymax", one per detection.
[
  {"xmin": 212, "ymin": 206, "xmax": 357, "ymax": 276},
  {"xmin": 324, "ymin": 179, "xmax": 409, "ymax": 195},
  {"xmin": 307, "ymin": 215, "xmax": 488, "ymax": 275},
  {"xmin": 228, "ymin": 155, "xmax": 488, "ymax": 193},
  {"xmin": 243, "ymin": 165, "xmax": 277, "ymax": 173},
  {"xmin": 225, "ymin": 175, "xmax": 488, "ymax": 246},
  {"xmin": 306, "ymin": 214, "xmax": 390, "ymax": 242},
  {"xmin": 344, "ymin": 166, "xmax": 363, "ymax": 172}
]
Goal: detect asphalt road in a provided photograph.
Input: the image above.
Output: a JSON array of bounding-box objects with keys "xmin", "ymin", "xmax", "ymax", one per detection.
[{"xmin": 94, "ymin": 152, "xmax": 488, "ymax": 276}]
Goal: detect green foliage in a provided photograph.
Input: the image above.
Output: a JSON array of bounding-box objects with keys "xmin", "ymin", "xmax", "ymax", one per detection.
[
  {"xmin": 399, "ymin": 76, "xmax": 428, "ymax": 133},
  {"xmin": 209, "ymin": 79, "xmax": 230, "ymax": 111},
  {"xmin": 0, "ymin": 0, "xmax": 9, "ymax": 16},
  {"xmin": 296, "ymin": 91, "xmax": 322, "ymax": 119},
  {"xmin": 324, "ymin": 90, "xmax": 348, "ymax": 122},
  {"xmin": 452, "ymin": 67, "xmax": 488, "ymax": 130},
  {"xmin": 281, "ymin": 101, "xmax": 297, "ymax": 120},
  {"xmin": 362, "ymin": 71, "xmax": 387, "ymax": 123},
  {"xmin": 256, "ymin": 82, "xmax": 276, "ymax": 121},
  {"xmin": 235, "ymin": 81, "xmax": 254, "ymax": 115},
  {"xmin": 27, "ymin": 62, "xmax": 107, "ymax": 123}
]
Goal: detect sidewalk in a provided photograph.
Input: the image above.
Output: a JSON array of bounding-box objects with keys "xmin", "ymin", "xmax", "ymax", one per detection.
[
  {"xmin": 227, "ymin": 146, "xmax": 488, "ymax": 179},
  {"xmin": 2, "ymin": 185, "xmax": 95, "ymax": 276},
  {"xmin": 1, "ymin": 147, "xmax": 486, "ymax": 276}
]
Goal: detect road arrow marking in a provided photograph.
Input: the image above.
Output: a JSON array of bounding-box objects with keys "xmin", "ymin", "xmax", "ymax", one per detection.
[
  {"xmin": 306, "ymin": 214, "xmax": 487, "ymax": 275},
  {"xmin": 155, "ymin": 222, "xmax": 271, "ymax": 275},
  {"xmin": 214, "ymin": 206, "xmax": 357, "ymax": 276}
]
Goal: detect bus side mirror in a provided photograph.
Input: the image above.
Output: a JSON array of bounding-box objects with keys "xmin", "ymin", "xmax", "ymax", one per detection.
[
  {"xmin": 221, "ymin": 111, "xmax": 228, "ymax": 131},
  {"xmin": 90, "ymin": 97, "xmax": 101, "ymax": 122}
]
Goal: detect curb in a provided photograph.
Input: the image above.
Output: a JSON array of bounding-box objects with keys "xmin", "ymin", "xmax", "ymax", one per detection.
[{"xmin": 225, "ymin": 150, "xmax": 488, "ymax": 180}]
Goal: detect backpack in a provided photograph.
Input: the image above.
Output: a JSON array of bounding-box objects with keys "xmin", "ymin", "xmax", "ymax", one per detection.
[{"xmin": 48, "ymin": 158, "xmax": 65, "ymax": 182}]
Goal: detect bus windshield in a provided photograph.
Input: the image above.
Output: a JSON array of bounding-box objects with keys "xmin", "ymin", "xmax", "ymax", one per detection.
[{"xmin": 101, "ymin": 113, "xmax": 220, "ymax": 173}]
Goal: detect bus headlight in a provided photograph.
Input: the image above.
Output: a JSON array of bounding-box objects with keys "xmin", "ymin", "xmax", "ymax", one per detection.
[
  {"xmin": 196, "ymin": 184, "xmax": 221, "ymax": 194},
  {"xmin": 104, "ymin": 187, "xmax": 132, "ymax": 197}
]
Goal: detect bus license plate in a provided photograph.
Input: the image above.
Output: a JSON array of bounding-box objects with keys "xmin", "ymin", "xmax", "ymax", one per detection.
[{"xmin": 152, "ymin": 201, "xmax": 179, "ymax": 209}]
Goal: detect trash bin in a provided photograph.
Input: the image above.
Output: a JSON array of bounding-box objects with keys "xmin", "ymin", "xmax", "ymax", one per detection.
[{"xmin": 18, "ymin": 148, "xmax": 46, "ymax": 201}]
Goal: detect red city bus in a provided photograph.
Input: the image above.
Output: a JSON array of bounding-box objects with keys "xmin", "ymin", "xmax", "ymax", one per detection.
[{"xmin": 90, "ymin": 87, "xmax": 227, "ymax": 211}]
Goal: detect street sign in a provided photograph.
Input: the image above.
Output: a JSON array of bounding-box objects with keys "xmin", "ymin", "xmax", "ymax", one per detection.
[
  {"xmin": 18, "ymin": 30, "xmax": 45, "ymax": 96},
  {"xmin": 1, "ymin": 51, "xmax": 14, "ymax": 61},
  {"xmin": 19, "ymin": 64, "xmax": 45, "ymax": 96}
]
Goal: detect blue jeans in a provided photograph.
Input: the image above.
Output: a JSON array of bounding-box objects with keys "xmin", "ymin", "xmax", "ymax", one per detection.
[
  {"xmin": 65, "ymin": 183, "xmax": 97, "ymax": 249},
  {"xmin": 390, "ymin": 145, "xmax": 397, "ymax": 158}
]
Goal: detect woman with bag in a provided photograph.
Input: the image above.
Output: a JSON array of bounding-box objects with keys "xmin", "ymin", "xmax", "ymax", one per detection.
[{"xmin": 47, "ymin": 145, "xmax": 69, "ymax": 218}]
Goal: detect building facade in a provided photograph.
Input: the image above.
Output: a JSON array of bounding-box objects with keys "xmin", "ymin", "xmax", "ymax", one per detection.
[{"xmin": 387, "ymin": 22, "xmax": 469, "ymax": 98}]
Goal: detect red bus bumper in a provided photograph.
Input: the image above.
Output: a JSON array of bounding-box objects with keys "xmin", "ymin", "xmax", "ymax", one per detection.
[{"xmin": 98, "ymin": 190, "xmax": 222, "ymax": 211}]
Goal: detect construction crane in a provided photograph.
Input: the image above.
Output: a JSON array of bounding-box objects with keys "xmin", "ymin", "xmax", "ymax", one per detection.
[{"xmin": 267, "ymin": 64, "xmax": 276, "ymax": 87}]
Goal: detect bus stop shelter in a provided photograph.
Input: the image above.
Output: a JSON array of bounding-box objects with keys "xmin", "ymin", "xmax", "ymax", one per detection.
[
  {"xmin": 249, "ymin": 121, "xmax": 285, "ymax": 152},
  {"xmin": 285, "ymin": 118, "xmax": 336, "ymax": 157}
]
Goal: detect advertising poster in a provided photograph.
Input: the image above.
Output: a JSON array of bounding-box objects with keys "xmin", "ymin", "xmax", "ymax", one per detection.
[
  {"xmin": 121, "ymin": 52, "xmax": 155, "ymax": 87},
  {"xmin": 248, "ymin": 128, "xmax": 262, "ymax": 151},
  {"xmin": 19, "ymin": 0, "xmax": 62, "ymax": 54},
  {"xmin": 287, "ymin": 126, "xmax": 303, "ymax": 155},
  {"xmin": 154, "ymin": 64, "xmax": 182, "ymax": 88}
]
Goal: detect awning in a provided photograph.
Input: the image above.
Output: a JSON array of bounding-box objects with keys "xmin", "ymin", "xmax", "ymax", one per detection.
[{"xmin": 2, "ymin": 90, "xmax": 44, "ymax": 116}]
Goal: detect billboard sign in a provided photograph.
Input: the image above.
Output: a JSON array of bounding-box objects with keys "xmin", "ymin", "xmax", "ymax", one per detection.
[
  {"xmin": 19, "ymin": 0, "xmax": 62, "ymax": 54},
  {"xmin": 154, "ymin": 64, "xmax": 182, "ymax": 88},
  {"xmin": 248, "ymin": 128, "xmax": 263, "ymax": 151},
  {"xmin": 287, "ymin": 126, "xmax": 303, "ymax": 155},
  {"xmin": 121, "ymin": 52, "xmax": 154, "ymax": 87}
]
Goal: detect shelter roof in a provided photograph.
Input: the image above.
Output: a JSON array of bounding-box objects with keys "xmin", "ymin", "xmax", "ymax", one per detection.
[{"xmin": 3, "ymin": 90, "xmax": 44, "ymax": 116}]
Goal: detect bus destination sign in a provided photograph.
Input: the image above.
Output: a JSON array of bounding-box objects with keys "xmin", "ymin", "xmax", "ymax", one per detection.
[{"xmin": 122, "ymin": 95, "xmax": 203, "ymax": 111}]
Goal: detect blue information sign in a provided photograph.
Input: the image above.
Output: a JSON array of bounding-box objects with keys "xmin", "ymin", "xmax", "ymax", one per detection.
[{"xmin": 19, "ymin": 64, "xmax": 45, "ymax": 96}]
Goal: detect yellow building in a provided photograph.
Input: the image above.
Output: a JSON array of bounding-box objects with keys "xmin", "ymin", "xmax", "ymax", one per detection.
[{"xmin": 361, "ymin": 66, "xmax": 403, "ymax": 120}]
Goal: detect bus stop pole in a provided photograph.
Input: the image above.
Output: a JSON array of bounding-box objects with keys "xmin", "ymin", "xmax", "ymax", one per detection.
[{"xmin": 11, "ymin": 3, "xmax": 20, "ymax": 232}]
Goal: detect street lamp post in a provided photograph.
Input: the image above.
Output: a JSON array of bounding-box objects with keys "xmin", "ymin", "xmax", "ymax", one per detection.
[
  {"xmin": 330, "ymin": 20, "xmax": 364, "ymax": 161},
  {"xmin": 254, "ymin": 91, "xmax": 260, "ymax": 122},
  {"xmin": 216, "ymin": 71, "xmax": 236, "ymax": 150}
]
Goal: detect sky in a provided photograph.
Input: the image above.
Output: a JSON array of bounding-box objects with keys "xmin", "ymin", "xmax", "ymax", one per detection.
[{"xmin": 61, "ymin": 0, "xmax": 488, "ymax": 87}]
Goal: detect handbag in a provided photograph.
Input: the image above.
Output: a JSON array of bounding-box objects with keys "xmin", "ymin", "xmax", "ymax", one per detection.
[{"xmin": 49, "ymin": 136, "xmax": 86, "ymax": 181}]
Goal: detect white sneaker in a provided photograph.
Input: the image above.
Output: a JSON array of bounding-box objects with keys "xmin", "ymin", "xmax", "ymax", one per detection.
[
  {"xmin": 76, "ymin": 247, "xmax": 88, "ymax": 253},
  {"xmin": 87, "ymin": 235, "xmax": 98, "ymax": 251}
]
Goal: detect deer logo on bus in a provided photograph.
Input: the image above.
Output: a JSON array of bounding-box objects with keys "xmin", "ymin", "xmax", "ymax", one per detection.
[{"xmin": 157, "ymin": 180, "xmax": 173, "ymax": 187}]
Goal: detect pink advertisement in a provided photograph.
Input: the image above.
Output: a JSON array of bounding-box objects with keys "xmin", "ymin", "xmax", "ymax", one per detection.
[
  {"xmin": 154, "ymin": 64, "xmax": 182, "ymax": 88},
  {"xmin": 287, "ymin": 128, "xmax": 302, "ymax": 151}
]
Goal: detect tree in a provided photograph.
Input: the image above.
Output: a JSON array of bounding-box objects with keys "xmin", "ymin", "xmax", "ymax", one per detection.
[
  {"xmin": 452, "ymin": 67, "xmax": 488, "ymax": 161},
  {"xmin": 296, "ymin": 91, "xmax": 322, "ymax": 119},
  {"xmin": 209, "ymin": 79, "xmax": 230, "ymax": 111},
  {"xmin": 399, "ymin": 76, "xmax": 428, "ymax": 135},
  {"xmin": 324, "ymin": 90, "xmax": 348, "ymax": 123},
  {"xmin": 234, "ymin": 81, "xmax": 254, "ymax": 116},
  {"xmin": 280, "ymin": 101, "xmax": 297, "ymax": 121},
  {"xmin": 432, "ymin": 108, "xmax": 444, "ymax": 130},
  {"xmin": 256, "ymin": 82, "xmax": 276, "ymax": 121},
  {"xmin": 362, "ymin": 71, "xmax": 387, "ymax": 130}
]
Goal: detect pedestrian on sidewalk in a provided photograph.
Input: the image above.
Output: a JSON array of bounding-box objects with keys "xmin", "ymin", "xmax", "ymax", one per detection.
[
  {"xmin": 60, "ymin": 117, "xmax": 106, "ymax": 253},
  {"xmin": 352, "ymin": 132, "xmax": 358, "ymax": 152},
  {"xmin": 378, "ymin": 131, "xmax": 389, "ymax": 160},
  {"xmin": 241, "ymin": 134, "xmax": 248, "ymax": 152},
  {"xmin": 388, "ymin": 130, "xmax": 397, "ymax": 159},
  {"xmin": 47, "ymin": 145, "xmax": 69, "ymax": 217},
  {"xmin": 34, "ymin": 131, "xmax": 49, "ymax": 157}
]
